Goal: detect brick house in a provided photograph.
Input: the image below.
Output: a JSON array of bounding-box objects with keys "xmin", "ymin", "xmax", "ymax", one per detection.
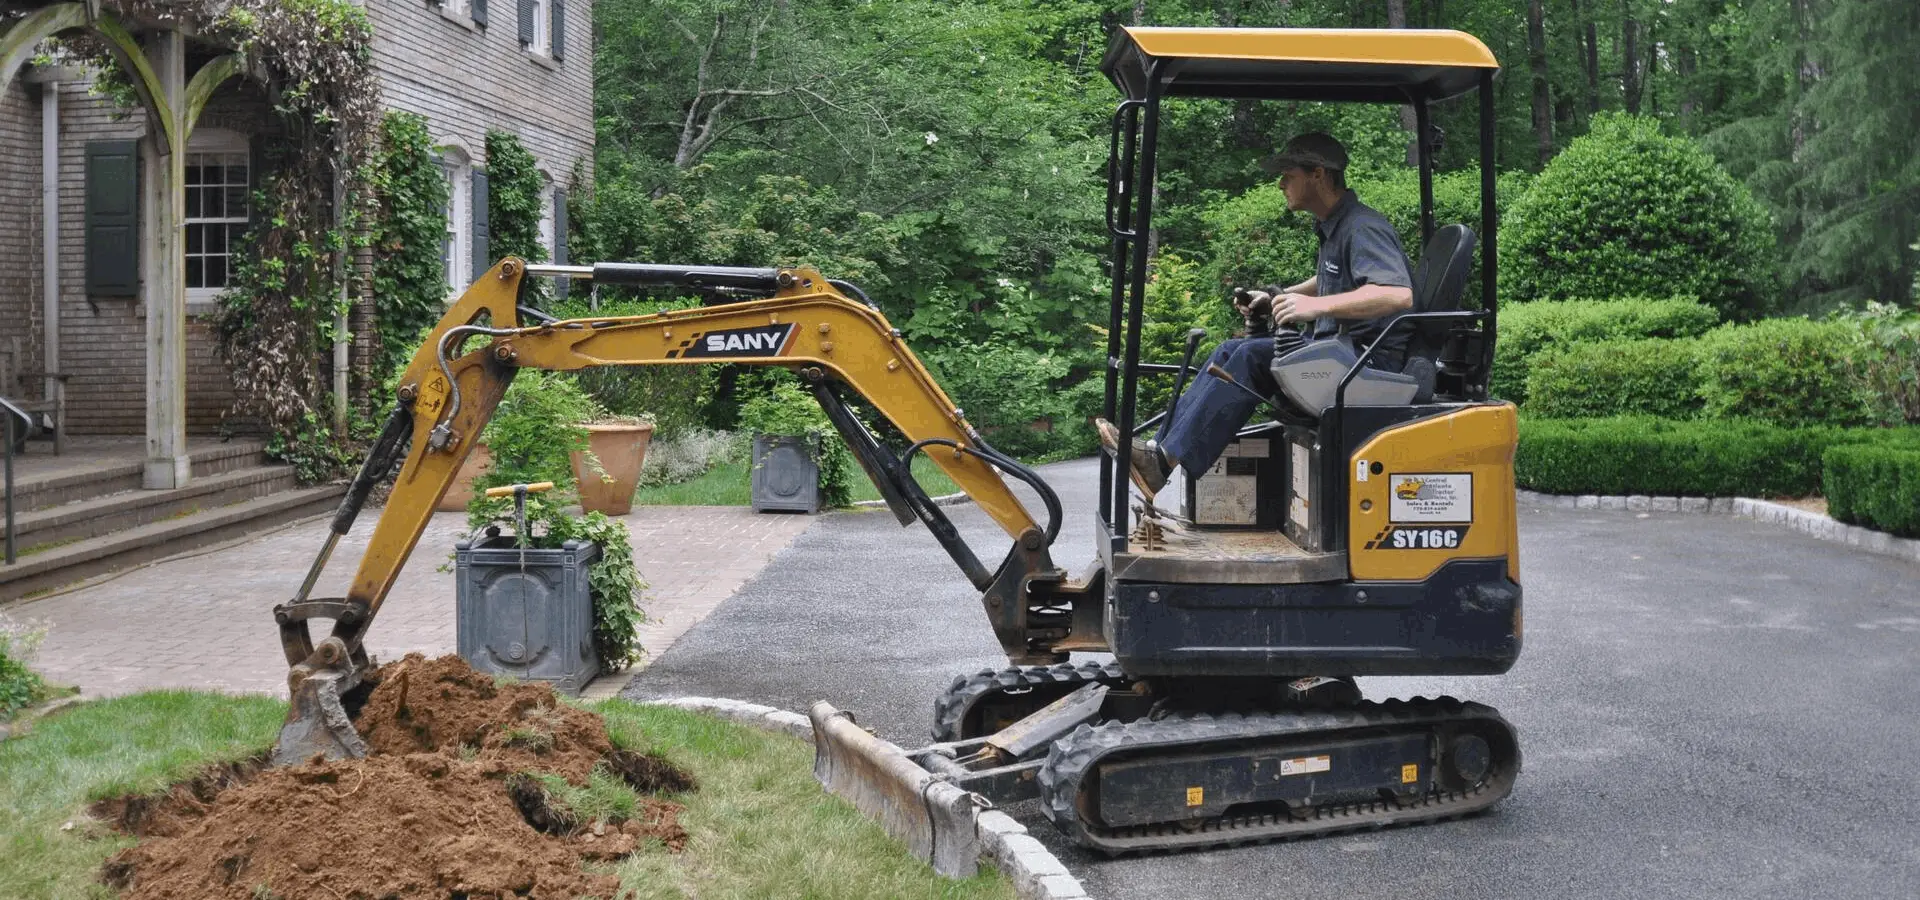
[{"xmin": 0, "ymin": 0, "xmax": 593, "ymax": 488}]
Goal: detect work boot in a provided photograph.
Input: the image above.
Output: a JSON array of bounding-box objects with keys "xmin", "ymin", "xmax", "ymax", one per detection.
[{"xmin": 1095, "ymin": 418, "xmax": 1171, "ymax": 499}]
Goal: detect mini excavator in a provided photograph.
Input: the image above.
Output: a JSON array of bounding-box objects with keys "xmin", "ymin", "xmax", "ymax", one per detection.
[{"xmin": 272, "ymin": 27, "xmax": 1523, "ymax": 864}]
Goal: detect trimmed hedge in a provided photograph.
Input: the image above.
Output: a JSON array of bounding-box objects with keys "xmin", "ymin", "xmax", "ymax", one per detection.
[
  {"xmin": 1524, "ymin": 337, "xmax": 1704, "ymax": 420},
  {"xmin": 1516, "ymin": 417, "xmax": 1920, "ymax": 498},
  {"xmin": 1695, "ymin": 318, "xmax": 1887, "ymax": 426},
  {"xmin": 1824, "ymin": 444, "xmax": 1920, "ymax": 537},
  {"xmin": 1494, "ymin": 298, "xmax": 1719, "ymax": 404}
]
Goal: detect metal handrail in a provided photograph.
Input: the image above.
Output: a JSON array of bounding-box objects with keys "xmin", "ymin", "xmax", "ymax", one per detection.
[{"xmin": 1, "ymin": 395, "xmax": 25, "ymax": 565}]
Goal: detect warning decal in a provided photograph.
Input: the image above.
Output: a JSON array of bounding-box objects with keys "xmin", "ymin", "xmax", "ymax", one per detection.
[
  {"xmin": 1279, "ymin": 755, "xmax": 1332, "ymax": 776},
  {"xmin": 1401, "ymin": 764, "xmax": 1419, "ymax": 784},
  {"xmin": 1186, "ymin": 787, "xmax": 1204, "ymax": 806},
  {"xmin": 1388, "ymin": 473, "xmax": 1473, "ymax": 523}
]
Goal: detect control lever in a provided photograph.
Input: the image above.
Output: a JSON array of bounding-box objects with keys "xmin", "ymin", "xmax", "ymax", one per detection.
[{"xmin": 1205, "ymin": 363, "xmax": 1289, "ymax": 418}]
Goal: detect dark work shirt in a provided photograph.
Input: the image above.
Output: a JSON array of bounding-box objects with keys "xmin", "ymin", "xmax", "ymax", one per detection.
[{"xmin": 1312, "ymin": 191, "xmax": 1413, "ymax": 369}]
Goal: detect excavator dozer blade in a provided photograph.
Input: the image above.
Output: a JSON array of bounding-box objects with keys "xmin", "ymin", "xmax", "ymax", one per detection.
[
  {"xmin": 272, "ymin": 662, "xmax": 369, "ymax": 767},
  {"xmin": 809, "ymin": 701, "xmax": 984, "ymax": 878}
]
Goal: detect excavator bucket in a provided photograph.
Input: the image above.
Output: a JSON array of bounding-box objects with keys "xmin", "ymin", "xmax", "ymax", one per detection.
[
  {"xmin": 809, "ymin": 702, "xmax": 985, "ymax": 878},
  {"xmin": 272, "ymin": 642, "xmax": 369, "ymax": 767}
]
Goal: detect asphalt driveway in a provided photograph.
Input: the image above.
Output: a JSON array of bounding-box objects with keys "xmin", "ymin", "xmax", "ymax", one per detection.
[{"xmin": 624, "ymin": 457, "xmax": 1920, "ymax": 899}]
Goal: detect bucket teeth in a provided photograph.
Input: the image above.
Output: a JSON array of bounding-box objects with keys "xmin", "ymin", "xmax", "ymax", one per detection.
[{"xmin": 273, "ymin": 661, "xmax": 368, "ymax": 767}]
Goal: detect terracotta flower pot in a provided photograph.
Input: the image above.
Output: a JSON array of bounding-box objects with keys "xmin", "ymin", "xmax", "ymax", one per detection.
[
  {"xmin": 437, "ymin": 443, "xmax": 494, "ymax": 513},
  {"xmin": 570, "ymin": 422, "xmax": 655, "ymax": 516}
]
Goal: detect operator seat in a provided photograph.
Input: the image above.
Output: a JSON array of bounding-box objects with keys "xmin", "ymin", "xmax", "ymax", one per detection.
[{"xmin": 1269, "ymin": 224, "xmax": 1477, "ymax": 416}]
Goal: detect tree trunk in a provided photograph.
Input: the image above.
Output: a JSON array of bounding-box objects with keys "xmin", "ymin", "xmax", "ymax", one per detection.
[
  {"xmin": 1621, "ymin": 0, "xmax": 1642, "ymax": 114},
  {"xmin": 1678, "ymin": 44, "xmax": 1696, "ymax": 119},
  {"xmin": 1572, "ymin": 0, "xmax": 1600, "ymax": 113},
  {"xmin": 1789, "ymin": 0, "xmax": 1811, "ymax": 157},
  {"xmin": 1388, "ymin": 0, "xmax": 1419, "ymax": 163},
  {"xmin": 1527, "ymin": 0, "xmax": 1553, "ymax": 166}
]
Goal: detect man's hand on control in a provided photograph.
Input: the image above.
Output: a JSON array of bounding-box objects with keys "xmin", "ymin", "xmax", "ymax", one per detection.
[
  {"xmin": 1232, "ymin": 289, "xmax": 1273, "ymax": 328},
  {"xmin": 1273, "ymin": 293, "xmax": 1327, "ymax": 325}
]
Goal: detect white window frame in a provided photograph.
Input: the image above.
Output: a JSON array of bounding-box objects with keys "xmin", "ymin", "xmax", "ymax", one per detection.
[
  {"xmin": 538, "ymin": 171, "xmax": 556, "ymax": 261},
  {"xmin": 183, "ymin": 129, "xmax": 251, "ymax": 310},
  {"xmin": 439, "ymin": 145, "xmax": 472, "ymax": 303},
  {"xmin": 529, "ymin": 0, "xmax": 551, "ymax": 55}
]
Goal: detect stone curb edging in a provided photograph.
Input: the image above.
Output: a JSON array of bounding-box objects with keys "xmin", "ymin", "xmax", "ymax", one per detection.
[
  {"xmin": 638, "ymin": 696, "xmax": 1091, "ymax": 900},
  {"xmin": 1517, "ymin": 490, "xmax": 1920, "ymax": 565},
  {"xmin": 850, "ymin": 490, "xmax": 972, "ymax": 510}
]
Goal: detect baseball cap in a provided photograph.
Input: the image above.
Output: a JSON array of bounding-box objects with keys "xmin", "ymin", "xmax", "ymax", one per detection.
[{"xmin": 1260, "ymin": 132, "xmax": 1349, "ymax": 175}]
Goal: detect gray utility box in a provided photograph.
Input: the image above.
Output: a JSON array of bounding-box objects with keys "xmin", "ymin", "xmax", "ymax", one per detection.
[
  {"xmin": 453, "ymin": 536, "xmax": 602, "ymax": 695},
  {"xmin": 751, "ymin": 433, "xmax": 822, "ymax": 514}
]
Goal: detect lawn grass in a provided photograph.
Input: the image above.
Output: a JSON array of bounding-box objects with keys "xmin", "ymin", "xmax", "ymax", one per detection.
[
  {"xmin": 595, "ymin": 700, "xmax": 1013, "ymax": 899},
  {"xmin": 0, "ymin": 692, "xmax": 1014, "ymax": 900},
  {"xmin": 633, "ymin": 454, "xmax": 962, "ymax": 508},
  {"xmin": 0, "ymin": 691, "xmax": 284, "ymax": 899}
]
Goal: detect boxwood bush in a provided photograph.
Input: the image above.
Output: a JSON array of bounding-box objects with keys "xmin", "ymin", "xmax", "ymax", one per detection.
[
  {"xmin": 1823, "ymin": 444, "xmax": 1920, "ymax": 537},
  {"xmin": 1524, "ymin": 337, "xmax": 1704, "ymax": 420},
  {"xmin": 1493, "ymin": 297, "xmax": 1719, "ymax": 403},
  {"xmin": 1518, "ymin": 417, "xmax": 1920, "ymax": 498},
  {"xmin": 1695, "ymin": 318, "xmax": 1889, "ymax": 426}
]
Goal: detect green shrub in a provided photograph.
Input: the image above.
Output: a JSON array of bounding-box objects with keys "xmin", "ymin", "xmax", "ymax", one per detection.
[
  {"xmin": 1516, "ymin": 417, "xmax": 1920, "ymax": 497},
  {"xmin": 1825, "ymin": 444, "xmax": 1920, "ymax": 536},
  {"xmin": 1200, "ymin": 168, "xmax": 1530, "ymax": 304},
  {"xmin": 1695, "ymin": 318, "xmax": 1888, "ymax": 426},
  {"xmin": 475, "ymin": 370, "xmax": 606, "ymax": 496},
  {"xmin": 1494, "ymin": 297, "xmax": 1720, "ymax": 403},
  {"xmin": 738, "ymin": 379, "xmax": 858, "ymax": 508},
  {"xmin": 1836, "ymin": 302, "xmax": 1920, "ymax": 423},
  {"xmin": 1524, "ymin": 338, "xmax": 1704, "ymax": 419},
  {"xmin": 918, "ymin": 342, "xmax": 1099, "ymax": 462},
  {"xmin": 371, "ymin": 111, "xmax": 452, "ymax": 376},
  {"xmin": 0, "ymin": 618, "xmax": 50, "ymax": 721},
  {"xmin": 1502, "ymin": 113, "xmax": 1776, "ymax": 317}
]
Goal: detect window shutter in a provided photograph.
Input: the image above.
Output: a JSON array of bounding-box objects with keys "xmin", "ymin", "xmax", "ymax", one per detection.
[
  {"xmin": 551, "ymin": 187, "xmax": 568, "ymax": 298},
  {"xmin": 472, "ymin": 0, "xmax": 488, "ymax": 28},
  {"xmin": 249, "ymin": 140, "xmax": 265, "ymax": 226},
  {"xmin": 517, "ymin": 0, "xmax": 534, "ymax": 47},
  {"xmin": 550, "ymin": 0, "xmax": 565, "ymax": 61},
  {"xmin": 86, "ymin": 140, "xmax": 141, "ymax": 297},
  {"xmin": 471, "ymin": 171, "xmax": 490, "ymax": 283}
]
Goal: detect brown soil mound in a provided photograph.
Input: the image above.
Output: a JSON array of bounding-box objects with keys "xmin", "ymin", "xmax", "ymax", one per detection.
[{"xmin": 97, "ymin": 654, "xmax": 693, "ymax": 900}]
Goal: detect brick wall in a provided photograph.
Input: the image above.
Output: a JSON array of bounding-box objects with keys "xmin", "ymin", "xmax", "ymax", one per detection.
[
  {"xmin": 367, "ymin": 0, "xmax": 596, "ymax": 193},
  {"xmin": 0, "ymin": 79, "xmax": 44, "ymax": 404}
]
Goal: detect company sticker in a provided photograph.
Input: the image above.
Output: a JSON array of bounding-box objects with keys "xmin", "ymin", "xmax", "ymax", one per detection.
[
  {"xmin": 1364, "ymin": 525, "xmax": 1473, "ymax": 551},
  {"xmin": 1388, "ymin": 473, "xmax": 1472, "ymax": 523},
  {"xmin": 670, "ymin": 323, "xmax": 797, "ymax": 358},
  {"xmin": 1185, "ymin": 786, "xmax": 1204, "ymax": 807},
  {"xmin": 1401, "ymin": 763, "xmax": 1419, "ymax": 784}
]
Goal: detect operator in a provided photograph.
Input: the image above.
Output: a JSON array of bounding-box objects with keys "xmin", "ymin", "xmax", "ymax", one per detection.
[{"xmin": 1097, "ymin": 132, "xmax": 1414, "ymax": 499}]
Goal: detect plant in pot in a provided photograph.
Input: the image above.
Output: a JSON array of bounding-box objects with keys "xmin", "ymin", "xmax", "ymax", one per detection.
[
  {"xmin": 454, "ymin": 372, "xmax": 648, "ymax": 691},
  {"xmin": 737, "ymin": 379, "xmax": 858, "ymax": 513},
  {"xmin": 569, "ymin": 413, "xmax": 657, "ymax": 516}
]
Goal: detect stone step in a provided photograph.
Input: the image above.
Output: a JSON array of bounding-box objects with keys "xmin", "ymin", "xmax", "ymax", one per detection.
[
  {"xmin": 8, "ymin": 440, "xmax": 269, "ymax": 511},
  {"xmin": 0, "ymin": 483, "xmax": 346, "ymax": 601},
  {"xmin": 7, "ymin": 465, "xmax": 301, "ymax": 549}
]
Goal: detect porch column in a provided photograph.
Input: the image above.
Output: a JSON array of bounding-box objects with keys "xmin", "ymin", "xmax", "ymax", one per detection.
[{"xmin": 142, "ymin": 28, "xmax": 188, "ymax": 489}]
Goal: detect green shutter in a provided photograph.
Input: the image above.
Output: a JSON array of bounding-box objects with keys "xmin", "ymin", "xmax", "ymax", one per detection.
[
  {"xmin": 85, "ymin": 140, "xmax": 141, "ymax": 297},
  {"xmin": 472, "ymin": 0, "xmax": 488, "ymax": 28},
  {"xmin": 518, "ymin": 0, "xmax": 534, "ymax": 47},
  {"xmin": 550, "ymin": 0, "xmax": 565, "ymax": 61},
  {"xmin": 471, "ymin": 170, "xmax": 490, "ymax": 283},
  {"xmin": 552, "ymin": 187, "xmax": 568, "ymax": 298}
]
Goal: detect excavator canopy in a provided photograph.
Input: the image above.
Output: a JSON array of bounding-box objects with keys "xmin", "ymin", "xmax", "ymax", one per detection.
[{"xmin": 1102, "ymin": 26, "xmax": 1499, "ymax": 103}]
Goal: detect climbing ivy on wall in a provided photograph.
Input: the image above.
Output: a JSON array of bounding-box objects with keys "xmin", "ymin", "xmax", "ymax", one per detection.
[
  {"xmin": 485, "ymin": 129, "xmax": 546, "ymax": 266},
  {"xmin": 370, "ymin": 110, "xmax": 451, "ymax": 378}
]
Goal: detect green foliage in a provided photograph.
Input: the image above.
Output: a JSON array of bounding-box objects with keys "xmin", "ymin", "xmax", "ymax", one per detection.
[
  {"xmin": 1694, "ymin": 318, "xmax": 1888, "ymax": 426},
  {"xmin": 0, "ymin": 624, "xmax": 49, "ymax": 722},
  {"xmin": 736, "ymin": 379, "xmax": 857, "ymax": 508},
  {"xmin": 371, "ymin": 111, "xmax": 451, "ymax": 376},
  {"xmin": 485, "ymin": 130, "xmax": 547, "ymax": 268},
  {"xmin": 1525, "ymin": 338, "xmax": 1705, "ymax": 420},
  {"xmin": 1835, "ymin": 302, "xmax": 1920, "ymax": 424},
  {"xmin": 547, "ymin": 295, "xmax": 715, "ymax": 434},
  {"xmin": 465, "ymin": 493, "xmax": 648, "ymax": 671},
  {"xmin": 1824, "ymin": 444, "xmax": 1920, "ymax": 537},
  {"xmin": 1137, "ymin": 252, "xmax": 1237, "ymax": 417},
  {"xmin": 1493, "ymin": 298, "xmax": 1721, "ymax": 404},
  {"xmin": 264, "ymin": 408, "xmax": 362, "ymax": 483},
  {"xmin": 1517, "ymin": 417, "xmax": 1855, "ymax": 498},
  {"xmin": 1503, "ymin": 114, "xmax": 1776, "ymax": 317},
  {"xmin": 474, "ymin": 371, "xmax": 606, "ymax": 495},
  {"xmin": 918, "ymin": 342, "xmax": 1099, "ymax": 461}
]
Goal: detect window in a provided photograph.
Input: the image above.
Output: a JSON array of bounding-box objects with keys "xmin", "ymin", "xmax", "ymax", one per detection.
[
  {"xmin": 184, "ymin": 133, "xmax": 249, "ymax": 304},
  {"xmin": 440, "ymin": 147, "xmax": 472, "ymax": 299},
  {"xmin": 538, "ymin": 172, "xmax": 556, "ymax": 260},
  {"xmin": 526, "ymin": 0, "xmax": 550, "ymax": 55}
]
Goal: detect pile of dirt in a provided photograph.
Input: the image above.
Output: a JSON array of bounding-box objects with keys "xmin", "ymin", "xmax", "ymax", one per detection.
[{"xmin": 97, "ymin": 654, "xmax": 694, "ymax": 900}]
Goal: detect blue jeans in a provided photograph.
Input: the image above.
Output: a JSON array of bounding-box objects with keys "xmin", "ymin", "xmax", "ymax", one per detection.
[{"xmin": 1156, "ymin": 337, "xmax": 1276, "ymax": 476}]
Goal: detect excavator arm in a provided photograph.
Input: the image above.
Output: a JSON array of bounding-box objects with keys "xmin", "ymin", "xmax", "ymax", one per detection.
[{"xmin": 273, "ymin": 258, "xmax": 1090, "ymax": 764}]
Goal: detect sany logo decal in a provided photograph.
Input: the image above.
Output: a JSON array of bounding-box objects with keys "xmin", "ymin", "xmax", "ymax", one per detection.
[
  {"xmin": 1394, "ymin": 478, "xmax": 1426, "ymax": 501},
  {"xmin": 670, "ymin": 323, "xmax": 797, "ymax": 359}
]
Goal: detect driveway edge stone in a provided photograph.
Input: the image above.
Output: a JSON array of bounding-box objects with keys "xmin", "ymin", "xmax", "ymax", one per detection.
[
  {"xmin": 1518, "ymin": 490, "xmax": 1920, "ymax": 565},
  {"xmin": 632, "ymin": 696, "xmax": 1091, "ymax": 900}
]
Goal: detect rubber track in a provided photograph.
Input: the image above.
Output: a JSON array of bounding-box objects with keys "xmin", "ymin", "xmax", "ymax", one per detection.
[
  {"xmin": 1036, "ymin": 696, "xmax": 1520, "ymax": 855},
  {"xmin": 931, "ymin": 662, "xmax": 1130, "ymax": 742}
]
